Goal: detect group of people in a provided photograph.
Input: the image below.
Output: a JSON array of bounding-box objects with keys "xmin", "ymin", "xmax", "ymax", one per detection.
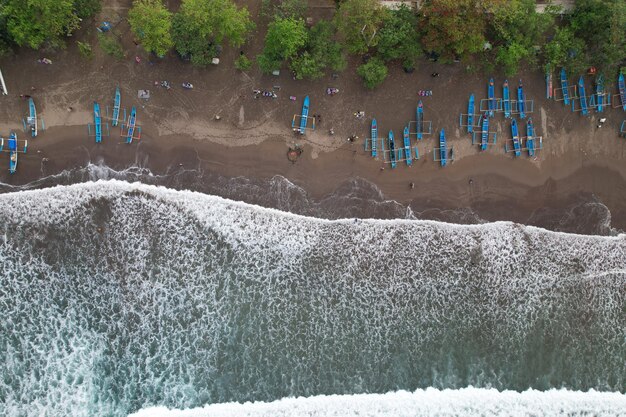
[{"xmin": 253, "ymin": 89, "xmax": 277, "ymax": 99}]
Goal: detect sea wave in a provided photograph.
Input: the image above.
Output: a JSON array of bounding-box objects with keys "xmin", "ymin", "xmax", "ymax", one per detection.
[{"xmin": 0, "ymin": 181, "xmax": 624, "ymax": 417}]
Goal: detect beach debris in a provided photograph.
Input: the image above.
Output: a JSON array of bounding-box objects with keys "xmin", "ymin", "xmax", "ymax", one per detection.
[
  {"xmin": 214, "ymin": 115, "xmax": 221, "ymax": 121},
  {"xmin": 326, "ymin": 87, "xmax": 339, "ymax": 95},
  {"xmin": 287, "ymin": 146, "xmax": 302, "ymax": 163},
  {"xmin": 37, "ymin": 58, "xmax": 52, "ymax": 64},
  {"xmin": 418, "ymin": 90, "xmax": 433, "ymax": 96},
  {"xmin": 135, "ymin": 56, "xmax": 141, "ymax": 64},
  {"xmin": 182, "ymin": 82, "xmax": 193, "ymax": 89},
  {"xmin": 253, "ymin": 89, "xmax": 277, "ymax": 99},
  {"xmin": 329, "ymin": 128, "xmax": 334, "ymax": 136},
  {"xmin": 0, "ymin": 68, "xmax": 7, "ymax": 95},
  {"xmin": 138, "ymin": 90, "xmax": 150, "ymax": 99},
  {"xmin": 431, "ymin": 72, "xmax": 440, "ymax": 77},
  {"xmin": 354, "ymin": 111, "xmax": 365, "ymax": 119},
  {"xmin": 289, "ymin": 96, "xmax": 296, "ymax": 101},
  {"xmin": 410, "ymin": 182, "xmax": 415, "ymax": 189},
  {"xmin": 98, "ymin": 22, "xmax": 111, "ymax": 32}
]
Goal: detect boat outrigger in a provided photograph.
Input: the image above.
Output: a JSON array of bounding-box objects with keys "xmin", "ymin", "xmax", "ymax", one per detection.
[
  {"xmin": 560, "ymin": 68, "xmax": 570, "ymax": 105},
  {"xmin": 619, "ymin": 74, "xmax": 626, "ymax": 111},
  {"xmin": 467, "ymin": 94, "xmax": 475, "ymax": 133},
  {"xmin": 416, "ymin": 101, "xmax": 424, "ymax": 140},
  {"xmin": 526, "ymin": 118, "xmax": 536, "ymax": 157},
  {"xmin": 517, "ymin": 80, "xmax": 526, "ymax": 119},
  {"xmin": 0, "ymin": 132, "xmax": 28, "ymax": 174},
  {"xmin": 503, "ymin": 80, "xmax": 511, "ymax": 118},
  {"xmin": 292, "ymin": 95, "xmax": 315, "ymax": 134},
  {"xmin": 112, "ymin": 87, "xmax": 121, "ymax": 127},
  {"xmin": 388, "ymin": 130, "xmax": 397, "ymax": 169},
  {"xmin": 578, "ymin": 76, "xmax": 589, "ymax": 116},
  {"xmin": 488, "ymin": 78, "xmax": 496, "ymax": 117},
  {"xmin": 403, "ymin": 125, "xmax": 412, "ymax": 166},
  {"xmin": 371, "ymin": 119, "xmax": 378, "ymax": 157}
]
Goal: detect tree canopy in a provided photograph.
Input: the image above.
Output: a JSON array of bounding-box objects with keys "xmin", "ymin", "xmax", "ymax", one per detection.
[
  {"xmin": 290, "ymin": 20, "xmax": 346, "ymax": 79},
  {"xmin": 128, "ymin": 0, "xmax": 174, "ymax": 57},
  {"xmin": 257, "ymin": 17, "xmax": 307, "ymax": 73},
  {"xmin": 335, "ymin": 0, "xmax": 383, "ymax": 54},
  {"xmin": 357, "ymin": 57, "xmax": 388, "ymax": 89},
  {"xmin": 376, "ymin": 5, "xmax": 421, "ymax": 69}
]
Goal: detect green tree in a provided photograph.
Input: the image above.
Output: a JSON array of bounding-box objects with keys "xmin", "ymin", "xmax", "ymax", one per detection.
[
  {"xmin": 544, "ymin": 27, "xmax": 586, "ymax": 75},
  {"xmin": 376, "ymin": 5, "xmax": 420, "ymax": 69},
  {"xmin": 0, "ymin": 0, "xmax": 80, "ymax": 49},
  {"xmin": 420, "ymin": 0, "xmax": 487, "ymax": 61},
  {"xmin": 257, "ymin": 17, "xmax": 307, "ymax": 73},
  {"xmin": 128, "ymin": 0, "xmax": 173, "ymax": 57},
  {"xmin": 73, "ymin": 0, "xmax": 102, "ymax": 19},
  {"xmin": 335, "ymin": 0, "xmax": 383, "ymax": 54},
  {"xmin": 261, "ymin": 0, "xmax": 307, "ymax": 19},
  {"xmin": 290, "ymin": 20, "xmax": 346, "ymax": 79},
  {"xmin": 357, "ymin": 57, "xmax": 388, "ymax": 89},
  {"xmin": 172, "ymin": 0, "xmax": 254, "ymax": 66}
]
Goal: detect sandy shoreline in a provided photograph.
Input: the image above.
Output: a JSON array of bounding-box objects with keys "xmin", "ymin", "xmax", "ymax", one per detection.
[{"xmin": 1, "ymin": 2, "xmax": 626, "ymax": 234}]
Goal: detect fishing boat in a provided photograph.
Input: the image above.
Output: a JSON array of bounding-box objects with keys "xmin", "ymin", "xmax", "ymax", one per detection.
[
  {"xmin": 595, "ymin": 75, "xmax": 604, "ymax": 113},
  {"xmin": 560, "ymin": 68, "xmax": 570, "ymax": 105},
  {"xmin": 526, "ymin": 118, "xmax": 535, "ymax": 157},
  {"xmin": 511, "ymin": 119, "xmax": 521, "ymax": 157},
  {"xmin": 27, "ymin": 98, "xmax": 37, "ymax": 137},
  {"xmin": 488, "ymin": 78, "xmax": 495, "ymax": 117},
  {"xmin": 467, "ymin": 94, "xmax": 475, "ymax": 133},
  {"xmin": 112, "ymin": 87, "xmax": 121, "ymax": 127},
  {"xmin": 8, "ymin": 132, "xmax": 18, "ymax": 174},
  {"xmin": 480, "ymin": 112, "xmax": 489, "ymax": 151},
  {"xmin": 517, "ymin": 80, "xmax": 526, "ymax": 119},
  {"xmin": 371, "ymin": 119, "xmax": 378, "ymax": 157},
  {"xmin": 503, "ymin": 80, "xmax": 511, "ymax": 118},
  {"xmin": 94, "ymin": 102, "xmax": 102, "ymax": 143},
  {"xmin": 416, "ymin": 101, "xmax": 424, "ymax": 140},
  {"xmin": 619, "ymin": 73, "xmax": 626, "ymax": 111},
  {"xmin": 578, "ymin": 76, "xmax": 589, "ymax": 116},
  {"xmin": 388, "ymin": 130, "xmax": 397, "ymax": 169},
  {"xmin": 439, "ymin": 129, "xmax": 447, "ymax": 167},
  {"xmin": 403, "ymin": 126, "xmax": 412, "ymax": 166},
  {"xmin": 292, "ymin": 95, "xmax": 310, "ymax": 134},
  {"xmin": 126, "ymin": 106, "xmax": 137, "ymax": 144}
]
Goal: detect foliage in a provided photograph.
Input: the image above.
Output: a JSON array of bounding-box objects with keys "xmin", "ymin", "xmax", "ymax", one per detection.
[
  {"xmin": 97, "ymin": 32, "xmax": 125, "ymax": 59},
  {"xmin": 543, "ymin": 27, "xmax": 586, "ymax": 75},
  {"xmin": 173, "ymin": 0, "xmax": 254, "ymax": 66},
  {"xmin": 0, "ymin": 0, "xmax": 81, "ymax": 49},
  {"xmin": 73, "ymin": 0, "xmax": 102, "ymax": 19},
  {"xmin": 261, "ymin": 0, "xmax": 307, "ymax": 19},
  {"xmin": 257, "ymin": 17, "xmax": 307, "ymax": 73},
  {"xmin": 376, "ymin": 5, "xmax": 420, "ymax": 67},
  {"xmin": 357, "ymin": 57, "xmax": 388, "ymax": 89},
  {"xmin": 290, "ymin": 20, "xmax": 346, "ymax": 79},
  {"xmin": 335, "ymin": 0, "xmax": 383, "ymax": 54},
  {"xmin": 235, "ymin": 54, "xmax": 252, "ymax": 71},
  {"xmin": 419, "ymin": 0, "xmax": 487, "ymax": 62},
  {"xmin": 128, "ymin": 0, "xmax": 173, "ymax": 57},
  {"xmin": 570, "ymin": 0, "xmax": 626, "ymax": 68},
  {"xmin": 77, "ymin": 40, "xmax": 93, "ymax": 59}
]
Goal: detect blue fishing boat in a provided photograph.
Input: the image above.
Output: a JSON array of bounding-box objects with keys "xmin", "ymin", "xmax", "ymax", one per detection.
[
  {"xmin": 439, "ymin": 129, "xmax": 447, "ymax": 167},
  {"xmin": 517, "ymin": 80, "xmax": 526, "ymax": 119},
  {"xmin": 416, "ymin": 101, "xmax": 424, "ymax": 140},
  {"xmin": 595, "ymin": 75, "xmax": 604, "ymax": 113},
  {"xmin": 526, "ymin": 118, "xmax": 535, "ymax": 157},
  {"xmin": 292, "ymin": 95, "xmax": 310, "ymax": 134},
  {"xmin": 619, "ymin": 73, "xmax": 626, "ymax": 111},
  {"xmin": 403, "ymin": 126, "xmax": 412, "ymax": 166},
  {"xmin": 560, "ymin": 68, "xmax": 570, "ymax": 105},
  {"xmin": 503, "ymin": 80, "xmax": 511, "ymax": 118},
  {"xmin": 126, "ymin": 106, "xmax": 137, "ymax": 144},
  {"xmin": 388, "ymin": 130, "xmax": 397, "ymax": 169},
  {"xmin": 480, "ymin": 112, "xmax": 489, "ymax": 151},
  {"xmin": 27, "ymin": 98, "xmax": 37, "ymax": 137},
  {"xmin": 94, "ymin": 102, "xmax": 102, "ymax": 143},
  {"xmin": 511, "ymin": 119, "xmax": 521, "ymax": 157},
  {"xmin": 112, "ymin": 87, "xmax": 121, "ymax": 127},
  {"xmin": 488, "ymin": 78, "xmax": 495, "ymax": 117},
  {"xmin": 578, "ymin": 76, "xmax": 589, "ymax": 116},
  {"xmin": 8, "ymin": 132, "xmax": 19, "ymax": 174},
  {"xmin": 371, "ymin": 119, "xmax": 378, "ymax": 157},
  {"xmin": 467, "ymin": 94, "xmax": 475, "ymax": 133}
]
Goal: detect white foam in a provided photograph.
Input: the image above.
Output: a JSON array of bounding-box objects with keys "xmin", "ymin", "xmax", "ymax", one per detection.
[{"xmin": 128, "ymin": 388, "xmax": 626, "ymax": 417}]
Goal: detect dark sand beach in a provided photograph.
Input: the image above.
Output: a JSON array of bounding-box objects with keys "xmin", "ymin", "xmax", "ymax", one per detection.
[{"xmin": 1, "ymin": 0, "xmax": 626, "ymax": 233}]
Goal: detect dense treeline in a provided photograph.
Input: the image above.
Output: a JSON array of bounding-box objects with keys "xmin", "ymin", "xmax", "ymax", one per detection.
[{"xmin": 0, "ymin": 0, "xmax": 624, "ymax": 89}]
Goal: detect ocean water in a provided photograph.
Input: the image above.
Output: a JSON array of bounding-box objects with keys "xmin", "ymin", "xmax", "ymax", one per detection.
[{"xmin": 0, "ymin": 180, "xmax": 624, "ymax": 416}]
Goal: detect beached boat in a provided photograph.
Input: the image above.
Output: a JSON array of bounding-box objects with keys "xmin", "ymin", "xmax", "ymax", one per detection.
[
  {"xmin": 439, "ymin": 129, "xmax": 447, "ymax": 167},
  {"xmin": 292, "ymin": 95, "xmax": 310, "ymax": 134},
  {"xmin": 388, "ymin": 130, "xmax": 397, "ymax": 169},
  {"xmin": 560, "ymin": 68, "xmax": 570, "ymax": 105},
  {"xmin": 619, "ymin": 73, "xmax": 626, "ymax": 111},
  {"xmin": 467, "ymin": 94, "xmax": 475, "ymax": 133},
  {"xmin": 596, "ymin": 75, "xmax": 604, "ymax": 113},
  {"xmin": 403, "ymin": 126, "xmax": 412, "ymax": 166},
  {"xmin": 578, "ymin": 76, "xmax": 589, "ymax": 116},
  {"xmin": 126, "ymin": 106, "xmax": 137, "ymax": 144},
  {"xmin": 94, "ymin": 102, "xmax": 102, "ymax": 143},
  {"xmin": 416, "ymin": 101, "xmax": 424, "ymax": 140},
  {"xmin": 503, "ymin": 80, "xmax": 511, "ymax": 118},
  {"xmin": 27, "ymin": 98, "xmax": 37, "ymax": 137},
  {"xmin": 517, "ymin": 80, "xmax": 526, "ymax": 119},
  {"xmin": 112, "ymin": 87, "xmax": 121, "ymax": 127},
  {"xmin": 480, "ymin": 112, "xmax": 489, "ymax": 151},
  {"xmin": 511, "ymin": 119, "xmax": 521, "ymax": 157},
  {"xmin": 526, "ymin": 118, "xmax": 535, "ymax": 157},
  {"xmin": 8, "ymin": 132, "xmax": 18, "ymax": 174},
  {"xmin": 488, "ymin": 78, "xmax": 495, "ymax": 117},
  {"xmin": 371, "ymin": 119, "xmax": 377, "ymax": 157}
]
